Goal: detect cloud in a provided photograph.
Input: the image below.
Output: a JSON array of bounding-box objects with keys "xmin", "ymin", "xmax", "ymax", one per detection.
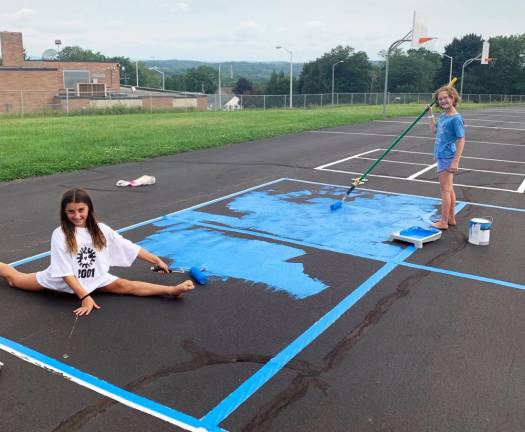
[
  {"xmin": 304, "ymin": 20, "xmax": 332, "ymax": 43},
  {"xmin": 106, "ymin": 20, "xmax": 124, "ymax": 27},
  {"xmin": 235, "ymin": 21, "xmax": 265, "ymax": 42},
  {"xmin": 160, "ymin": 2, "xmax": 191, "ymax": 13},
  {"xmin": 0, "ymin": 8, "xmax": 37, "ymax": 21}
]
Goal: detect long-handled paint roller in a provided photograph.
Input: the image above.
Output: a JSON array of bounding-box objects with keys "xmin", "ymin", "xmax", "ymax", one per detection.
[
  {"xmin": 330, "ymin": 77, "xmax": 458, "ymax": 211},
  {"xmin": 151, "ymin": 265, "xmax": 208, "ymax": 285}
]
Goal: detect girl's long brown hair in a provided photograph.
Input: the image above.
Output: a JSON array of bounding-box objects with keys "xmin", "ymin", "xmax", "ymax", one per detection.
[{"xmin": 60, "ymin": 188, "xmax": 106, "ymax": 255}]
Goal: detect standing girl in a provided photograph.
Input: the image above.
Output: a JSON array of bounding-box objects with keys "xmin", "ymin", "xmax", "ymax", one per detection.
[
  {"xmin": 427, "ymin": 85, "xmax": 465, "ymax": 230},
  {"xmin": 0, "ymin": 188, "xmax": 194, "ymax": 316}
]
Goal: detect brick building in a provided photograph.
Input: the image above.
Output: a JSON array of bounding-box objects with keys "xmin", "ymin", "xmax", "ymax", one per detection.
[
  {"xmin": 0, "ymin": 31, "xmax": 120, "ymax": 113},
  {"xmin": 0, "ymin": 31, "xmax": 208, "ymax": 113}
]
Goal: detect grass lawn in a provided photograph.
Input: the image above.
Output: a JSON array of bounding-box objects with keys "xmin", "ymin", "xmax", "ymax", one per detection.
[{"xmin": 0, "ymin": 103, "xmax": 503, "ymax": 182}]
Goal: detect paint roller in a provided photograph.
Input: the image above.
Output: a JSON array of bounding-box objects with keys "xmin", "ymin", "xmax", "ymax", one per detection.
[
  {"xmin": 330, "ymin": 77, "xmax": 458, "ymax": 211},
  {"xmin": 150, "ymin": 265, "xmax": 208, "ymax": 285}
]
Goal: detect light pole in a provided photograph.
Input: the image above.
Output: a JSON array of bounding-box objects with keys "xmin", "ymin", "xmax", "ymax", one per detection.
[
  {"xmin": 276, "ymin": 46, "xmax": 293, "ymax": 108},
  {"xmin": 218, "ymin": 64, "xmax": 222, "ymax": 110},
  {"xmin": 135, "ymin": 60, "xmax": 139, "ymax": 87},
  {"xmin": 55, "ymin": 39, "xmax": 62, "ymax": 60},
  {"xmin": 331, "ymin": 60, "xmax": 344, "ymax": 105},
  {"xmin": 148, "ymin": 67, "xmax": 165, "ymax": 90},
  {"xmin": 443, "ymin": 54, "xmax": 453, "ymax": 83},
  {"xmin": 460, "ymin": 53, "xmax": 481, "ymax": 98}
]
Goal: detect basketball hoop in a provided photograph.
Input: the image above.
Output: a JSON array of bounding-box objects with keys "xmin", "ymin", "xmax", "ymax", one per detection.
[{"xmin": 411, "ymin": 11, "xmax": 436, "ymax": 48}]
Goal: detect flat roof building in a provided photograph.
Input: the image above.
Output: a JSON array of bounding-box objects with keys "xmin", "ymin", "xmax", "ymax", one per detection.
[{"xmin": 0, "ymin": 31, "xmax": 120, "ymax": 113}]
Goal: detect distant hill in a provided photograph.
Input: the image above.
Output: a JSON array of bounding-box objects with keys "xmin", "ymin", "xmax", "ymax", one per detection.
[{"xmin": 144, "ymin": 60, "xmax": 303, "ymax": 84}]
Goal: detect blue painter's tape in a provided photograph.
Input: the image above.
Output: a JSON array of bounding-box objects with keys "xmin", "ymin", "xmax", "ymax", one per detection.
[
  {"xmin": 0, "ymin": 336, "xmax": 208, "ymax": 431},
  {"xmin": 201, "ymin": 246, "xmax": 416, "ymax": 428},
  {"xmin": 9, "ymin": 251, "xmax": 51, "ymax": 268},
  {"xmin": 400, "ymin": 262, "xmax": 525, "ymax": 291}
]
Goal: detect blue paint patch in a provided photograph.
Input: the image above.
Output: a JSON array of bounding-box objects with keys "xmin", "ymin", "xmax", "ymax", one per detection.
[
  {"xmin": 139, "ymin": 228, "xmax": 328, "ymax": 299},
  {"xmin": 137, "ymin": 187, "xmax": 441, "ymax": 299},
  {"xmin": 160, "ymin": 188, "xmax": 440, "ymax": 261}
]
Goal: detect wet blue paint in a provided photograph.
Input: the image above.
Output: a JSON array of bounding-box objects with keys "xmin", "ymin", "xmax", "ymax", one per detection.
[
  {"xmin": 399, "ymin": 226, "xmax": 441, "ymax": 238},
  {"xmin": 158, "ymin": 188, "xmax": 440, "ymax": 261},
  {"xmin": 138, "ymin": 186, "xmax": 441, "ymax": 299},
  {"xmin": 139, "ymin": 227, "xmax": 328, "ymax": 299}
]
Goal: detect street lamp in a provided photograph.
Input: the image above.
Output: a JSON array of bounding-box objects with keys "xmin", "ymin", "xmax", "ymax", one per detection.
[
  {"xmin": 276, "ymin": 45, "xmax": 293, "ymax": 108},
  {"xmin": 443, "ymin": 54, "xmax": 453, "ymax": 83},
  {"xmin": 218, "ymin": 64, "xmax": 222, "ymax": 110},
  {"xmin": 135, "ymin": 60, "xmax": 139, "ymax": 87},
  {"xmin": 55, "ymin": 39, "xmax": 62, "ymax": 60},
  {"xmin": 331, "ymin": 60, "xmax": 344, "ymax": 105},
  {"xmin": 148, "ymin": 67, "xmax": 165, "ymax": 90}
]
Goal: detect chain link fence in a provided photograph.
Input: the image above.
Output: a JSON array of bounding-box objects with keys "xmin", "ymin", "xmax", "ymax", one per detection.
[
  {"xmin": 1, "ymin": 90, "xmax": 524, "ymax": 117},
  {"xmin": 208, "ymin": 92, "xmax": 525, "ymax": 111}
]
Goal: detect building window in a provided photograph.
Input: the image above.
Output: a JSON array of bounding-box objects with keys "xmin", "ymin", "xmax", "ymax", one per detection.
[{"xmin": 63, "ymin": 70, "xmax": 90, "ymax": 90}]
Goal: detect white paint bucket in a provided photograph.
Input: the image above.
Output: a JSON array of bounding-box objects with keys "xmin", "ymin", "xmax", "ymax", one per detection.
[{"xmin": 468, "ymin": 217, "xmax": 493, "ymax": 246}]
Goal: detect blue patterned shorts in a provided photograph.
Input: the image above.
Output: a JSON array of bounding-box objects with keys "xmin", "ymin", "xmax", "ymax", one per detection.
[{"xmin": 436, "ymin": 158, "xmax": 454, "ymax": 173}]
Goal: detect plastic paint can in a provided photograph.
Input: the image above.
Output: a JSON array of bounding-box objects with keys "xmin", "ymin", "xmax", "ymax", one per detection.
[{"xmin": 468, "ymin": 217, "xmax": 493, "ymax": 246}]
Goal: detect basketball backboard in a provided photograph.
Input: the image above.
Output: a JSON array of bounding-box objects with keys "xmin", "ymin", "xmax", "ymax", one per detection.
[
  {"xmin": 411, "ymin": 11, "xmax": 436, "ymax": 48},
  {"xmin": 481, "ymin": 40, "xmax": 491, "ymax": 64}
]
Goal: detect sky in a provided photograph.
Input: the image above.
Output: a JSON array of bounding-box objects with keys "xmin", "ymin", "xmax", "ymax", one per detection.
[{"xmin": 1, "ymin": 0, "xmax": 523, "ymax": 63}]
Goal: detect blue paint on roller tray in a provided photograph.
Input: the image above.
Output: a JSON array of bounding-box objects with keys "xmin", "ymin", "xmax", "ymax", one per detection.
[{"xmin": 399, "ymin": 226, "xmax": 441, "ymax": 238}]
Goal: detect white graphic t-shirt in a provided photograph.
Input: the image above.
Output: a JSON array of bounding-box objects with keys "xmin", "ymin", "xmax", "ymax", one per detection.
[{"xmin": 36, "ymin": 223, "xmax": 140, "ymax": 294}]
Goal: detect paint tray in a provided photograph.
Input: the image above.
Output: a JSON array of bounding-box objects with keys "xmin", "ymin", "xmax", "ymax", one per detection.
[{"xmin": 389, "ymin": 226, "xmax": 441, "ymax": 249}]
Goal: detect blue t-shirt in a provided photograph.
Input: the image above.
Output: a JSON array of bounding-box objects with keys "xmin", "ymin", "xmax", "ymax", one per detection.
[{"xmin": 434, "ymin": 113, "xmax": 465, "ymax": 159}]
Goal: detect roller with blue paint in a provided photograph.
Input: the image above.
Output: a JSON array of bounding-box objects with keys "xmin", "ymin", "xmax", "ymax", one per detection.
[
  {"xmin": 151, "ymin": 265, "xmax": 208, "ymax": 285},
  {"xmin": 330, "ymin": 77, "xmax": 458, "ymax": 211}
]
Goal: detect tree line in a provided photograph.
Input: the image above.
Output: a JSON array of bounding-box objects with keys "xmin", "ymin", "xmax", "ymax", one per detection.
[{"xmin": 57, "ymin": 33, "xmax": 525, "ymax": 96}]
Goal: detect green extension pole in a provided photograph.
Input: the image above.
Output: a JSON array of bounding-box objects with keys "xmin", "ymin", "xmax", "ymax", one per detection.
[{"xmin": 330, "ymin": 77, "xmax": 457, "ymax": 211}]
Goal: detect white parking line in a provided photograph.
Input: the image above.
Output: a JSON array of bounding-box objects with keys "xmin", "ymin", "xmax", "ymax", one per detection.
[
  {"xmin": 309, "ymin": 131, "xmax": 524, "ymax": 148},
  {"xmin": 317, "ymin": 167, "xmax": 521, "ymax": 193},
  {"xmin": 380, "ymin": 149, "xmax": 525, "ymax": 165},
  {"xmin": 407, "ymin": 163, "xmax": 437, "ymax": 179},
  {"xmin": 461, "ymin": 118, "xmax": 525, "ymax": 125},
  {"xmin": 375, "ymin": 120, "xmax": 525, "ymax": 132},
  {"xmin": 339, "ymin": 156, "xmax": 524, "ymax": 176},
  {"xmin": 518, "ymin": 178, "xmax": 525, "ymax": 193},
  {"xmin": 316, "ymin": 149, "xmax": 380, "ymax": 169},
  {"xmin": 467, "ymin": 114, "xmax": 525, "ymax": 119}
]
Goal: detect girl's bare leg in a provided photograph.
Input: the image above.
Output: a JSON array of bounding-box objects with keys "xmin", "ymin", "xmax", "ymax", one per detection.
[
  {"xmin": 100, "ymin": 278, "xmax": 194, "ymax": 297},
  {"xmin": 448, "ymin": 186, "xmax": 457, "ymax": 225},
  {"xmin": 0, "ymin": 262, "xmax": 44, "ymax": 291},
  {"xmin": 433, "ymin": 171, "xmax": 454, "ymax": 230}
]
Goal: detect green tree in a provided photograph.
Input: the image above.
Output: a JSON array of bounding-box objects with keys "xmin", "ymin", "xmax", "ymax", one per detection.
[
  {"xmin": 266, "ymin": 70, "xmax": 290, "ymax": 94},
  {"xmin": 298, "ymin": 45, "xmax": 372, "ymax": 94},
  {"xmin": 233, "ymin": 77, "xmax": 253, "ymax": 94},
  {"xmin": 433, "ymin": 34, "xmax": 484, "ymax": 92},
  {"xmin": 183, "ymin": 66, "xmax": 218, "ymax": 93},
  {"xmin": 385, "ymin": 48, "xmax": 441, "ymax": 92},
  {"xmin": 298, "ymin": 46, "xmax": 372, "ymax": 93},
  {"xmin": 476, "ymin": 34, "xmax": 525, "ymax": 94},
  {"xmin": 59, "ymin": 46, "xmax": 107, "ymax": 61}
]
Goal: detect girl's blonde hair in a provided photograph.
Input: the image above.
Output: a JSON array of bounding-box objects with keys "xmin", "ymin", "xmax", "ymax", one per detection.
[
  {"xmin": 434, "ymin": 85, "xmax": 460, "ymax": 107},
  {"xmin": 60, "ymin": 188, "xmax": 106, "ymax": 255}
]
